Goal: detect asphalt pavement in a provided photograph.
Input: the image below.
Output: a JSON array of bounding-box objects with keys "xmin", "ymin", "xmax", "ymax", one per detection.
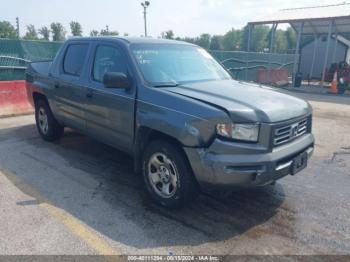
[{"xmin": 0, "ymin": 92, "xmax": 349, "ymax": 255}]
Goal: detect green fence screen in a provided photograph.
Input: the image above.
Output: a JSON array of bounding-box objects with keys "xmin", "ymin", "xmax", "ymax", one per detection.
[
  {"xmin": 210, "ymin": 50, "xmax": 296, "ymax": 82},
  {"xmin": 0, "ymin": 39, "xmax": 295, "ymax": 82},
  {"xmin": 0, "ymin": 39, "xmax": 62, "ymax": 80}
]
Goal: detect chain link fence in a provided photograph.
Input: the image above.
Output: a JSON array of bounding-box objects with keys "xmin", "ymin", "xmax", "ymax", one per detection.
[
  {"xmin": 0, "ymin": 39, "xmax": 62, "ymax": 80},
  {"xmin": 0, "ymin": 39, "xmax": 295, "ymax": 82},
  {"xmin": 210, "ymin": 50, "xmax": 296, "ymax": 82}
]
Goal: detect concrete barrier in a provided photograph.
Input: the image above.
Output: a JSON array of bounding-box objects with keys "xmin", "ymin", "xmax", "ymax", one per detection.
[
  {"xmin": 0, "ymin": 80, "xmax": 33, "ymax": 117},
  {"xmin": 256, "ymin": 68, "xmax": 289, "ymax": 85}
]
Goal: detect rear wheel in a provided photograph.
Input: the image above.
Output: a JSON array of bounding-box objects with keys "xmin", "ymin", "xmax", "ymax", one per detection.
[
  {"xmin": 142, "ymin": 140, "xmax": 199, "ymax": 208},
  {"xmin": 35, "ymin": 99, "xmax": 64, "ymax": 141}
]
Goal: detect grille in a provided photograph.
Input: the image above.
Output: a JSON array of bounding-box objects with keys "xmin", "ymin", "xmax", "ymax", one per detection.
[{"xmin": 274, "ymin": 118, "xmax": 308, "ymax": 146}]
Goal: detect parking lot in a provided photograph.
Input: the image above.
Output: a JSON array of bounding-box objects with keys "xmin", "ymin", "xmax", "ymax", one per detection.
[{"xmin": 0, "ymin": 91, "xmax": 349, "ymax": 255}]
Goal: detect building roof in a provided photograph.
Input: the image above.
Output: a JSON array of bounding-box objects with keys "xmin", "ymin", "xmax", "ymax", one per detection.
[{"xmin": 249, "ymin": 3, "xmax": 350, "ymax": 35}]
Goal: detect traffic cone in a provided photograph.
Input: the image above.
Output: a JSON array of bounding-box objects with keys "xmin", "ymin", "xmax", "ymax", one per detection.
[{"xmin": 330, "ymin": 71, "xmax": 338, "ymax": 94}]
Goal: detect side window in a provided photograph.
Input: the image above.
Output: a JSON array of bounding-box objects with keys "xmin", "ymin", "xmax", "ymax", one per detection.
[
  {"xmin": 63, "ymin": 44, "xmax": 89, "ymax": 76},
  {"xmin": 93, "ymin": 45, "xmax": 127, "ymax": 82}
]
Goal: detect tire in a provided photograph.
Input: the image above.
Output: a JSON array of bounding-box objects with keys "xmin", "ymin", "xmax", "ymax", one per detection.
[
  {"xmin": 35, "ymin": 99, "xmax": 64, "ymax": 141},
  {"xmin": 142, "ymin": 140, "xmax": 199, "ymax": 208}
]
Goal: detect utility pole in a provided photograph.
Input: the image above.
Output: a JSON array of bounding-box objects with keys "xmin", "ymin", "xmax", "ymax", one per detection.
[
  {"xmin": 141, "ymin": 1, "xmax": 150, "ymax": 37},
  {"xmin": 16, "ymin": 17, "xmax": 20, "ymax": 38}
]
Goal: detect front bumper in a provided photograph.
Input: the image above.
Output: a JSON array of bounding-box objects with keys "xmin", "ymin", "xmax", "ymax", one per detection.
[{"xmin": 184, "ymin": 133, "xmax": 315, "ymax": 190}]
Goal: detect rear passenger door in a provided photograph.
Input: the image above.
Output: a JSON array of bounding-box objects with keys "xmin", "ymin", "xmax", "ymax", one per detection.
[
  {"xmin": 85, "ymin": 42, "xmax": 135, "ymax": 154},
  {"xmin": 54, "ymin": 42, "xmax": 90, "ymax": 131}
]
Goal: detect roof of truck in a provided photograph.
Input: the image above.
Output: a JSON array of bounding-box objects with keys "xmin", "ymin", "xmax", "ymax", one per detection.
[{"xmin": 67, "ymin": 36, "xmax": 194, "ymax": 45}]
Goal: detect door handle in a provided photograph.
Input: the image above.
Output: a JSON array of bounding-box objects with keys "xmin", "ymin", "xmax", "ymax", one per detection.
[{"xmin": 54, "ymin": 82, "xmax": 60, "ymax": 88}]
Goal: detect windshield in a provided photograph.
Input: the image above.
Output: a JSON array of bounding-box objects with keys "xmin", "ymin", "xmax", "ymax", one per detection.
[{"xmin": 131, "ymin": 43, "xmax": 231, "ymax": 86}]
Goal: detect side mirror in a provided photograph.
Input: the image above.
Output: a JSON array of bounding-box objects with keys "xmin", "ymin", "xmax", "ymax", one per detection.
[{"xmin": 103, "ymin": 72, "xmax": 131, "ymax": 89}]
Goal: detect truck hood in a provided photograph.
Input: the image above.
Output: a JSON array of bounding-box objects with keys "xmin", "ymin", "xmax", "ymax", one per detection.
[{"xmin": 165, "ymin": 80, "xmax": 311, "ymax": 123}]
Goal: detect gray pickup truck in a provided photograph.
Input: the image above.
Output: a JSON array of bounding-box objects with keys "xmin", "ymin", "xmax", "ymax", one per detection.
[{"xmin": 26, "ymin": 37, "xmax": 314, "ymax": 207}]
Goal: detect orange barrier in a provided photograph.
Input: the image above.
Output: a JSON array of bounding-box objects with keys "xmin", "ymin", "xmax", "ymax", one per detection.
[
  {"xmin": 256, "ymin": 68, "xmax": 289, "ymax": 85},
  {"xmin": 0, "ymin": 80, "xmax": 33, "ymax": 117}
]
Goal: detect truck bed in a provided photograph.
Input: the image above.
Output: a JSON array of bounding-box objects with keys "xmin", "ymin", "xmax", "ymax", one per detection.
[
  {"xmin": 26, "ymin": 61, "xmax": 53, "ymax": 107},
  {"xmin": 27, "ymin": 61, "xmax": 53, "ymax": 77}
]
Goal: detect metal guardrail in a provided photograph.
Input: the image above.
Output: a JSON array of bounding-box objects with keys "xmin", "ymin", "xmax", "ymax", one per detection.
[
  {"xmin": 221, "ymin": 57, "xmax": 294, "ymax": 69},
  {"xmin": 218, "ymin": 56, "xmax": 294, "ymax": 80},
  {"xmin": 226, "ymin": 62, "xmax": 294, "ymax": 71},
  {"xmin": 0, "ymin": 56, "xmax": 30, "ymax": 71},
  {"xmin": 0, "ymin": 66, "xmax": 26, "ymax": 70},
  {"xmin": 0, "ymin": 56, "xmax": 31, "ymax": 63}
]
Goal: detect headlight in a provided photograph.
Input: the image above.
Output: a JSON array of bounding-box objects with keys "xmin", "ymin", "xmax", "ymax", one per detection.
[{"xmin": 216, "ymin": 123, "xmax": 259, "ymax": 142}]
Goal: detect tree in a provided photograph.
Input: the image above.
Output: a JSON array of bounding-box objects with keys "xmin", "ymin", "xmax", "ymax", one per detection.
[
  {"xmin": 90, "ymin": 30, "xmax": 99, "ymax": 37},
  {"xmin": 222, "ymin": 29, "xmax": 242, "ymax": 51},
  {"xmin": 240, "ymin": 25, "xmax": 269, "ymax": 52},
  {"xmin": 23, "ymin": 24, "xmax": 38, "ymax": 40},
  {"xmin": 50, "ymin": 22, "xmax": 66, "ymax": 41},
  {"xmin": 165, "ymin": 26, "xmax": 298, "ymax": 52},
  {"xmin": 100, "ymin": 29, "xmax": 119, "ymax": 36},
  {"xmin": 285, "ymin": 27, "xmax": 296, "ymax": 52},
  {"xmin": 38, "ymin": 26, "xmax": 50, "ymax": 41},
  {"xmin": 161, "ymin": 30, "xmax": 174, "ymax": 39},
  {"xmin": 241, "ymin": 25, "xmax": 250, "ymax": 51},
  {"xmin": 181, "ymin": 37, "xmax": 196, "ymax": 44},
  {"xmin": 0, "ymin": 21, "xmax": 17, "ymax": 39},
  {"xmin": 196, "ymin": 33, "xmax": 211, "ymax": 49},
  {"xmin": 100, "ymin": 25, "xmax": 118, "ymax": 36},
  {"xmin": 250, "ymin": 25, "xmax": 270, "ymax": 52},
  {"xmin": 70, "ymin": 21, "xmax": 82, "ymax": 36},
  {"xmin": 210, "ymin": 35, "xmax": 223, "ymax": 50},
  {"xmin": 273, "ymin": 29, "xmax": 288, "ymax": 53}
]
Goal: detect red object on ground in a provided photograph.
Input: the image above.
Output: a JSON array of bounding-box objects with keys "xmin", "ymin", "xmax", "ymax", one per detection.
[
  {"xmin": 0, "ymin": 80, "xmax": 34, "ymax": 117},
  {"xmin": 256, "ymin": 68, "xmax": 289, "ymax": 85},
  {"xmin": 330, "ymin": 72, "xmax": 338, "ymax": 94}
]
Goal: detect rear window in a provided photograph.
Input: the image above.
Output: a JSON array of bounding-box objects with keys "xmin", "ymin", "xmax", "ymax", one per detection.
[{"xmin": 63, "ymin": 44, "xmax": 89, "ymax": 76}]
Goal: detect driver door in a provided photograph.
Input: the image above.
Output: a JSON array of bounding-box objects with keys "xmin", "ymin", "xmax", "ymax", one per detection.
[{"xmin": 84, "ymin": 43, "xmax": 135, "ymax": 154}]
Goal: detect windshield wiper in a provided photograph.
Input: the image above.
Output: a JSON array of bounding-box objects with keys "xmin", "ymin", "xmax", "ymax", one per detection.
[{"xmin": 152, "ymin": 82, "xmax": 179, "ymax": 88}]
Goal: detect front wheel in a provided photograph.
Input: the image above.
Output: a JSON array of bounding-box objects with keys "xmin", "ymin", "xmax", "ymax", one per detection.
[
  {"xmin": 142, "ymin": 140, "xmax": 199, "ymax": 208},
  {"xmin": 35, "ymin": 99, "xmax": 64, "ymax": 141}
]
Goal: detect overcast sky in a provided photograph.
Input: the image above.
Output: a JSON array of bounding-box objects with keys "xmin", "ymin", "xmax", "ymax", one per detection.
[{"xmin": 2, "ymin": 0, "xmax": 334, "ymax": 38}]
